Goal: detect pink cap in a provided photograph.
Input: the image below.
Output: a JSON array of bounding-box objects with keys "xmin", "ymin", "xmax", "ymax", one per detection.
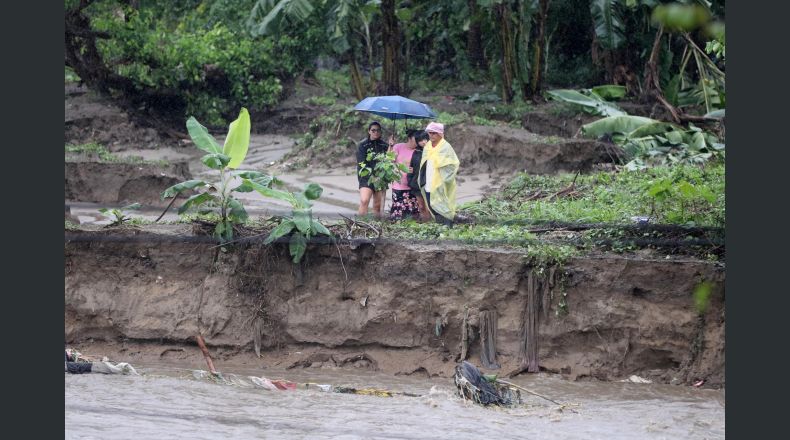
[{"xmin": 425, "ymin": 122, "xmax": 444, "ymax": 134}]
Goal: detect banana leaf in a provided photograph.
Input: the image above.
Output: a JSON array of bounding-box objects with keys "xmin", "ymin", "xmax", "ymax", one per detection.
[
  {"xmin": 581, "ymin": 115, "xmax": 656, "ymax": 138},
  {"xmin": 162, "ymin": 180, "xmax": 207, "ymax": 199},
  {"xmin": 628, "ymin": 121, "xmax": 685, "ymax": 138},
  {"xmin": 178, "ymin": 193, "xmax": 218, "ymax": 215},
  {"xmin": 293, "ymin": 209, "xmax": 312, "ymax": 234},
  {"xmin": 264, "ymin": 219, "xmax": 296, "ymax": 244},
  {"xmin": 223, "ymin": 108, "xmax": 251, "ymax": 169},
  {"xmin": 186, "ymin": 117, "xmax": 222, "ymax": 154},
  {"xmin": 546, "ymin": 89, "xmax": 626, "ymax": 116},
  {"xmin": 591, "ymin": 85, "xmax": 626, "ymax": 101},
  {"xmin": 590, "ymin": 0, "xmax": 626, "ymax": 50},
  {"xmin": 311, "ymin": 220, "xmax": 331, "ymax": 236}
]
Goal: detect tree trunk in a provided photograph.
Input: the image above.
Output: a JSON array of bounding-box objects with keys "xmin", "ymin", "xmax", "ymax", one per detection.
[
  {"xmin": 381, "ymin": 0, "xmax": 401, "ymax": 95},
  {"xmin": 403, "ymin": 36, "xmax": 412, "ymax": 95},
  {"xmin": 348, "ymin": 48, "xmax": 366, "ymax": 101},
  {"xmin": 517, "ymin": 0, "xmax": 536, "ymax": 101},
  {"xmin": 528, "ymin": 0, "xmax": 550, "ymax": 99},
  {"xmin": 467, "ymin": 0, "xmax": 486, "ymax": 69},
  {"xmin": 496, "ymin": 3, "xmax": 515, "ymax": 104}
]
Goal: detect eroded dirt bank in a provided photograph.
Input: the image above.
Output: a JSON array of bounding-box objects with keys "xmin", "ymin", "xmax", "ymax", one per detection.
[
  {"xmin": 65, "ymin": 226, "xmax": 724, "ymax": 387},
  {"xmin": 65, "ymin": 161, "xmax": 191, "ymax": 206}
]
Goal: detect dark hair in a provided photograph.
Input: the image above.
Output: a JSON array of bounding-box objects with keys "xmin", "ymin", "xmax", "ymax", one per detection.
[
  {"xmin": 406, "ymin": 129, "xmax": 421, "ymax": 139},
  {"xmin": 414, "ymin": 130, "xmax": 429, "ymax": 142},
  {"xmin": 368, "ymin": 121, "xmax": 382, "ymax": 131}
]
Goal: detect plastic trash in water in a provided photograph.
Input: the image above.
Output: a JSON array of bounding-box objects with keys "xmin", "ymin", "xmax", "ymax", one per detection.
[
  {"xmin": 630, "ymin": 216, "xmax": 651, "ymax": 225},
  {"xmin": 300, "ymin": 383, "xmax": 333, "ymax": 392}
]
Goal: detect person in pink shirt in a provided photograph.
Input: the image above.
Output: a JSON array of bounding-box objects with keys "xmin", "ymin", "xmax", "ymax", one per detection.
[{"xmin": 388, "ymin": 130, "xmax": 422, "ymax": 220}]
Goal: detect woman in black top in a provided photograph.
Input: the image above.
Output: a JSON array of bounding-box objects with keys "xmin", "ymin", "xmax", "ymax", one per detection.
[
  {"xmin": 356, "ymin": 121, "xmax": 391, "ymax": 217},
  {"xmin": 407, "ymin": 130, "xmax": 430, "ymax": 221}
]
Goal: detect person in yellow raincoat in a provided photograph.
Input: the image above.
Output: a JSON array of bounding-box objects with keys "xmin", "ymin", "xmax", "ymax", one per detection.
[{"xmin": 418, "ymin": 122, "xmax": 459, "ymax": 226}]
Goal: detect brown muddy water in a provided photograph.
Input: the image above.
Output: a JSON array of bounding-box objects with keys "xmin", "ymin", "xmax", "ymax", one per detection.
[{"xmin": 65, "ymin": 362, "xmax": 724, "ymax": 439}]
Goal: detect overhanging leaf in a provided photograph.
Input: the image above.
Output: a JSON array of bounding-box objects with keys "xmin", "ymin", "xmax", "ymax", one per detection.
[
  {"xmin": 245, "ymin": 179, "xmax": 297, "ymax": 206},
  {"xmin": 223, "ymin": 108, "xmax": 251, "ymax": 169},
  {"xmin": 186, "ymin": 117, "xmax": 221, "ymax": 154},
  {"xmin": 162, "ymin": 180, "xmax": 207, "ymax": 199},
  {"xmin": 264, "ymin": 219, "xmax": 295, "ymax": 244},
  {"xmin": 311, "ymin": 219, "xmax": 331, "ymax": 237},
  {"xmin": 178, "ymin": 192, "xmax": 218, "ymax": 214}
]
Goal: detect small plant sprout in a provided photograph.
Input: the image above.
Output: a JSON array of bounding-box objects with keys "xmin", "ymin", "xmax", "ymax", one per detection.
[
  {"xmin": 161, "ymin": 108, "xmax": 278, "ymax": 242},
  {"xmin": 99, "ymin": 203, "xmax": 141, "ymax": 226}
]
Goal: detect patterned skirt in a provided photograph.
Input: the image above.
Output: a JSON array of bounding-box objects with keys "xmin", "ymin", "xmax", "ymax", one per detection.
[{"xmin": 389, "ymin": 189, "xmax": 420, "ymax": 220}]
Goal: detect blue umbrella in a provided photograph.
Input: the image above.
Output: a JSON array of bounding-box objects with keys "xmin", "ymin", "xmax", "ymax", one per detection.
[{"xmin": 354, "ymin": 95, "xmax": 437, "ymax": 121}]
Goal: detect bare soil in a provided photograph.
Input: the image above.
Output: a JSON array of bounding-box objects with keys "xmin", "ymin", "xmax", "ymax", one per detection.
[
  {"xmin": 65, "ymin": 161, "xmax": 191, "ymax": 207},
  {"xmin": 65, "ymin": 226, "xmax": 725, "ymax": 388}
]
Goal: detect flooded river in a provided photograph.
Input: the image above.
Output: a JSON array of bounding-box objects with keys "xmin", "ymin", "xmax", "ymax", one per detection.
[{"xmin": 65, "ymin": 362, "xmax": 724, "ymax": 439}]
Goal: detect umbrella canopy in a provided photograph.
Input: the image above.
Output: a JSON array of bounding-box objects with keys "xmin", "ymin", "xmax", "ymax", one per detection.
[{"xmin": 353, "ymin": 95, "xmax": 437, "ymax": 121}]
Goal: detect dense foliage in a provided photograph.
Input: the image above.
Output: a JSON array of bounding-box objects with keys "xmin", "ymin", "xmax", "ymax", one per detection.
[{"xmin": 66, "ymin": 0, "xmax": 724, "ymax": 125}]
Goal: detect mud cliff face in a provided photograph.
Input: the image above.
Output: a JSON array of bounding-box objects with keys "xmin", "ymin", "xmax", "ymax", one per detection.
[
  {"xmin": 450, "ymin": 124, "xmax": 617, "ymax": 174},
  {"xmin": 65, "ymin": 227, "xmax": 724, "ymax": 386},
  {"xmin": 65, "ymin": 161, "xmax": 191, "ymax": 206}
]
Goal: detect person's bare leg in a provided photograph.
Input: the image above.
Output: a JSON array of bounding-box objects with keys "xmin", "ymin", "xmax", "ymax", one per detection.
[
  {"xmin": 372, "ymin": 190, "xmax": 385, "ymax": 218},
  {"xmin": 358, "ymin": 187, "xmax": 373, "ymax": 216},
  {"xmin": 415, "ymin": 195, "xmax": 428, "ymax": 221}
]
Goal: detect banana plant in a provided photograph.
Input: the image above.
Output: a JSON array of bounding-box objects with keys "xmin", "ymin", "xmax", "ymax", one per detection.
[
  {"xmin": 580, "ymin": 114, "xmax": 724, "ymax": 168},
  {"xmin": 242, "ymin": 180, "xmax": 332, "ymax": 263},
  {"xmin": 162, "ymin": 108, "xmax": 278, "ymax": 242},
  {"xmin": 546, "ymin": 88, "xmax": 626, "ymax": 116},
  {"xmin": 98, "ymin": 203, "xmax": 141, "ymax": 226}
]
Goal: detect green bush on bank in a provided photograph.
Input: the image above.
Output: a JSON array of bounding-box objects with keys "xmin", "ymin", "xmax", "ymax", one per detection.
[{"xmin": 85, "ymin": 2, "xmax": 319, "ymax": 126}]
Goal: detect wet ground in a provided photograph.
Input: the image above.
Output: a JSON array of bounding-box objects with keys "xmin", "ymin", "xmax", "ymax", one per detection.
[
  {"xmin": 65, "ymin": 361, "xmax": 724, "ymax": 439},
  {"xmin": 70, "ymin": 134, "xmax": 501, "ymax": 224}
]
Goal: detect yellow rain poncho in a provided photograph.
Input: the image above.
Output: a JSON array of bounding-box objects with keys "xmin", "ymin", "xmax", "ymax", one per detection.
[{"xmin": 419, "ymin": 137, "xmax": 460, "ymax": 220}]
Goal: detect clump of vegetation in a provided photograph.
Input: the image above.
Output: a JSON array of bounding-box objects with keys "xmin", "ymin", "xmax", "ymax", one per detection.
[
  {"xmin": 247, "ymin": 181, "xmax": 332, "ymax": 263},
  {"xmin": 67, "ymin": 1, "xmax": 320, "ymax": 126},
  {"xmin": 581, "ymin": 115, "xmax": 724, "ymax": 169},
  {"xmin": 358, "ymin": 151, "xmax": 408, "ymax": 192},
  {"xmin": 460, "ymin": 164, "xmax": 724, "ymax": 228},
  {"xmin": 65, "ymin": 143, "xmax": 169, "ymax": 166},
  {"xmin": 65, "ymin": 66, "xmax": 80, "ymax": 84},
  {"xmin": 98, "ymin": 203, "xmax": 141, "ymax": 226}
]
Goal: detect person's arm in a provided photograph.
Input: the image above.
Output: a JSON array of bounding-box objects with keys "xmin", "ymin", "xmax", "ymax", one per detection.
[{"xmin": 356, "ymin": 141, "xmax": 368, "ymax": 166}]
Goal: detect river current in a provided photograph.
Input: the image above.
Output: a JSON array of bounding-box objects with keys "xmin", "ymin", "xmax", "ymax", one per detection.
[{"xmin": 65, "ymin": 362, "xmax": 724, "ymax": 439}]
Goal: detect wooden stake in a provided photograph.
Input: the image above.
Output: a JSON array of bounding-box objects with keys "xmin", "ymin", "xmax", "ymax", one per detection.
[{"xmin": 195, "ymin": 334, "xmax": 218, "ymax": 375}]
